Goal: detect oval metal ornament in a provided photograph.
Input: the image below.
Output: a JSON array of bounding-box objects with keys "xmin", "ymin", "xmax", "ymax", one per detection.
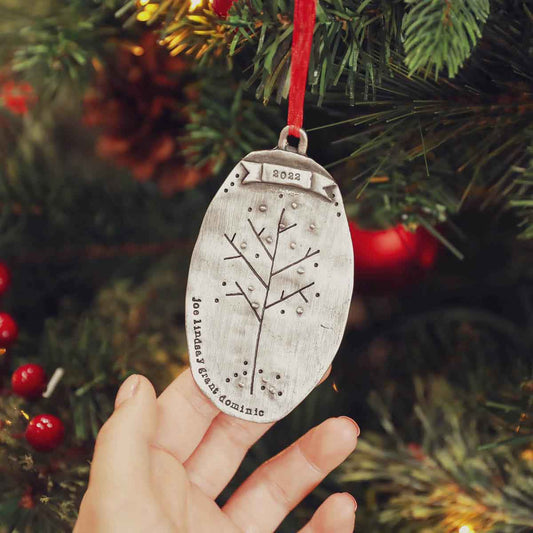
[{"xmin": 186, "ymin": 128, "xmax": 354, "ymax": 423}]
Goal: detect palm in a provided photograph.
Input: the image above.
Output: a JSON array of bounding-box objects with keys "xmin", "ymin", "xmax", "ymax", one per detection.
[{"xmin": 76, "ymin": 370, "xmax": 358, "ymax": 533}]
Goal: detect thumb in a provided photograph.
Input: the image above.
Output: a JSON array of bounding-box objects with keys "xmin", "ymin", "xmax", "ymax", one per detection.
[{"xmin": 87, "ymin": 374, "xmax": 158, "ymax": 497}]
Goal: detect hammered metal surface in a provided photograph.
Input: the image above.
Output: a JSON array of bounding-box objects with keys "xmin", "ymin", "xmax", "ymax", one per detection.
[{"xmin": 185, "ymin": 148, "xmax": 354, "ymax": 422}]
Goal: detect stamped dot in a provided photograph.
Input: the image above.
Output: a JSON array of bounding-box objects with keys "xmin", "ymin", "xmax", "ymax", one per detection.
[
  {"xmin": 248, "ymin": 207, "xmax": 252, "ymax": 212},
  {"xmin": 265, "ymin": 236, "xmax": 273, "ymax": 244},
  {"xmin": 278, "ymin": 391, "xmax": 283, "ymax": 396},
  {"xmin": 309, "ymin": 223, "xmax": 316, "ymax": 230},
  {"xmin": 276, "ymin": 374, "xmax": 281, "ymax": 380},
  {"xmin": 226, "ymin": 378, "xmax": 230, "ymax": 383},
  {"xmin": 243, "ymin": 371, "xmax": 247, "ymax": 376},
  {"xmin": 290, "ymin": 242, "xmax": 296, "ymax": 249},
  {"xmin": 297, "ymin": 267, "xmax": 305, "ymax": 275},
  {"xmin": 240, "ymin": 242, "xmax": 247, "ymax": 249},
  {"xmin": 238, "ymin": 381, "xmax": 245, "ymax": 388},
  {"xmin": 315, "ymin": 292, "xmax": 320, "ymax": 297},
  {"xmin": 235, "ymin": 173, "xmax": 240, "ymax": 178},
  {"xmin": 291, "ymin": 202, "xmax": 298, "ymax": 209},
  {"xmin": 268, "ymin": 386, "xmax": 276, "ymax": 394},
  {"xmin": 244, "ymin": 360, "xmax": 248, "ymax": 365},
  {"xmin": 261, "ymin": 385, "xmax": 266, "ymax": 390},
  {"xmin": 222, "ymin": 281, "xmax": 227, "ymax": 286},
  {"xmin": 224, "ymin": 188, "xmax": 228, "ymax": 193},
  {"xmin": 334, "ymin": 201, "xmax": 339, "ymax": 206},
  {"xmin": 279, "ymin": 193, "xmax": 283, "ymax": 198},
  {"xmin": 248, "ymin": 285, "xmax": 254, "ymax": 291},
  {"xmin": 255, "ymin": 253, "xmax": 260, "ymax": 258},
  {"xmin": 230, "ymin": 182, "xmax": 235, "ymax": 186},
  {"xmin": 314, "ymin": 263, "xmax": 319, "ymax": 267},
  {"xmin": 261, "ymin": 376, "xmax": 268, "ymax": 383},
  {"xmin": 280, "ymin": 309, "xmax": 285, "ymax": 314},
  {"xmin": 233, "ymin": 373, "xmax": 238, "ymax": 377},
  {"xmin": 258, "ymin": 369, "xmax": 263, "ymax": 373},
  {"xmin": 337, "ymin": 212, "xmax": 341, "ymax": 217},
  {"xmin": 215, "ymin": 298, "xmax": 219, "ymax": 303},
  {"xmin": 259, "ymin": 204, "xmax": 267, "ymax": 212},
  {"xmin": 252, "ymin": 302, "xmax": 259, "ymax": 309},
  {"xmin": 296, "ymin": 306, "xmax": 304, "ymax": 315},
  {"xmin": 279, "ymin": 223, "xmax": 286, "ymax": 229}
]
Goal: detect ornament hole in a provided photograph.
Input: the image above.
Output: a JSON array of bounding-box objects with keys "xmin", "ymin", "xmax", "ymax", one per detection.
[
  {"xmin": 255, "ymin": 253, "xmax": 260, "ymax": 258},
  {"xmin": 244, "ymin": 360, "xmax": 248, "ymax": 365},
  {"xmin": 226, "ymin": 378, "xmax": 230, "ymax": 383},
  {"xmin": 243, "ymin": 371, "xmax": 247, "ymax": 376},
  {"xmin": 279, "ymin": 193, "xmax": 283, "ymax": 198},
  {"xmin": 215, "ymin": 298, "xmax": 219, "ymax": 303},
  {"xmin": 258, "ymin": 369, "xmax": 263, "ymax": 373},
  {"xmin": 236, "ymin": 173, "xmax": 240, "ymax": 178},
  {"xmin": 230, "ymin": 182, "xmax": 234, "ymax": 186},
  {"xmin": 314, "ymin": 263, "xmax": 319, "ymax": 267},
  {"xmin": 261, "ymin": 385, "xmax": 266, "ymax": 390},
  {"xmin": 248, "ymin": 207, "xmax": 252, "ymax": 212},
  {"xmin": 335, "ymin": 202, "xmax": 339, "ymax": 206},
  {"xmin": 337, "ymin": 212, "xmax": 341, "ymax": 217},
  {"xmin": 276, "ymin": 374, "xmax": 281, "ymax": 380},
  {"xmin": 224, "ymin": 188, "xmax": 228, "ymax": 193},
  {"xmin": 278, "ymin": 391, "xmax": 283, "ymax": 396},
  {"xmin": 315, "ymin": 293, "xmax": 320, "ymax": 297},
  {"xmin": 222, "ymin": 281, "xmax": 227, "ymax": 286},
  {"xmin": 233, "ymin": 373, "xmax": 238, "ymax": 377},
  {"xmin": 280, "ymin": 309, "xmax": 285, "ymax": 314}
]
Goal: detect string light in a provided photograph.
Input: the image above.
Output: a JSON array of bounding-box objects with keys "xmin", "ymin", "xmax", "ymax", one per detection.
[
  {"xmin": 189, "ymin": 0, "xmax": 204, "ymax": 11},
  {"xmin": 459, "ymin": 526, "xmax": 474, "ymax": 533}
]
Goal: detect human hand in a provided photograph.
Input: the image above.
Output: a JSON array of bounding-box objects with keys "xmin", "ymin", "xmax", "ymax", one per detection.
[{"xmin": 75, "ymin": 369, "xmax": 359, "ymax": 532}]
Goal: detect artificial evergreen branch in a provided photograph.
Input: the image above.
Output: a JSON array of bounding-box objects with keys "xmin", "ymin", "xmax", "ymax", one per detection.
[
  {"xmin": 340, "ymin": 378, "xmax": 533, "ymax": 532},
  {"xmin": 402, "ymin": 0, "xmax": 490, "ymax": 78}
]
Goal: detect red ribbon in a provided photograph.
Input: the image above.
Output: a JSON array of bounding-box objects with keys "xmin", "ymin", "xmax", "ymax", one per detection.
[
  {"xmin": 287, "ymin": 0, "xmax": 316, "ymax": 138},
  {"xmin": 215, "ymin": 0, "xmax": 316, "ymax": 139}
]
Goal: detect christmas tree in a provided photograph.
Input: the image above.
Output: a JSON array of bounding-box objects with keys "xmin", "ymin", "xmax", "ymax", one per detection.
[{"xmin": 0, "ymin": 0, "xmax": 532, "ymax": 531}]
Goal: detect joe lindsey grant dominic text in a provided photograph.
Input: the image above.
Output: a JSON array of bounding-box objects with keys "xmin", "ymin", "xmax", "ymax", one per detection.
[{"xmin": 191, "ymin": 297, "xmax": 265, "ymax": 418}]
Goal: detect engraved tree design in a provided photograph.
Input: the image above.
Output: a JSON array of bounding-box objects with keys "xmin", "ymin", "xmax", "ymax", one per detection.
[{"xmin": 223, "ymin": 208, "xmax": 319, "ymax": 395}]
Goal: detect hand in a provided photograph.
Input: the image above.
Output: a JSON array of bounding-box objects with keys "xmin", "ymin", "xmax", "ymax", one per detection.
[{"xmin": 75, "ymin": 369, "xmax": 359, "ymax": 532}]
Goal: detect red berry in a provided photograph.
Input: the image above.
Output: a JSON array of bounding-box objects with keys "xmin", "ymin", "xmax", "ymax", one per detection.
[
  {"xmin": 25, "ymin": 414, "xmax": 65, "ymax": 452},
  {"xmin": 11, "ymin": 364, "xmax": 47, "ymax": 399},
  {"xmin": 0, "ymin": 312, "xmax": 17, "ymax": 347},
  {"xmin": 0, "ymin": 262, "xmax": 11, "ymax": 296},
  {"xmin": 212, "ymin": 0, "xmax": 235, "ymax": 17}
]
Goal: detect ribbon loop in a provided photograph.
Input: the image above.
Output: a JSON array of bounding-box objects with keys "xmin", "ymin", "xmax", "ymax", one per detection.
[{"xmin": 287, "ymin": 0, "xmax": 317, "ymax": 138}]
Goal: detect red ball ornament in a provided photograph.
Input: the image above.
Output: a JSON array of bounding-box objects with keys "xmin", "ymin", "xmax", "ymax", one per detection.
[
  {"xmin": 212, "ymin": 0, "xmax": 235, "ymax": 17},
  {"xmin": 349, "ymin": 220, "xmax": 439, "ymax": 293},
  {"xmin": 25, "ymin": 414, "xmax": 65, "ymax": 452},
  {"xmin": 0, "ymin": 262, "xmax": 11, "ymax": 296},
  {"xmin": 11, "ymin": 364, "xmax": 47, "ymax": 399},
  {"xmin": 0, "ymin": 312, "xmax": 18, "ymax": 347}
]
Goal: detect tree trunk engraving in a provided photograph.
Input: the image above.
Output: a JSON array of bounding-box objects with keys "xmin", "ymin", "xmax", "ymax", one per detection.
[{"xmin": 224, "ymin": 208, "xmax": 319, "ymax": 394}]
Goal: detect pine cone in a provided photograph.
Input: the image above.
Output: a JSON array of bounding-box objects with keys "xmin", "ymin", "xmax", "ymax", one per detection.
[{"xmin": 84, "ymin": 34, "xmax": 210, "ymax": 195}]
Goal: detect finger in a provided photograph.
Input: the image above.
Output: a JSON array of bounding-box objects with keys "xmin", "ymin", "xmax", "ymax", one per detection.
[
  {"xmin": 76, "ymin": 375, "xmax": 163, "ymax": 532},
  {"xmin": 223, "ymin": 416, "xmax": 359, "ymax": 532},
  {"xmin": 298, "ymin": 493, "xmax": 356, "ymax": 533},
  {"xmin": 89, "ymin": 375, "xmax": 156, "ymax": 491},
  {"xmin": 155, "ymin": 368, "xmax": 220, "ymax": 462},
  {"xmin": 185, "ymin": 365, "xmax": 333, "ymax": 498}
]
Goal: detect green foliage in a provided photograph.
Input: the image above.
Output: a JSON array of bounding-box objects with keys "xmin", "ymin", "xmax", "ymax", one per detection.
[
  {"xmin": 182, "ymin": 68, "xmax": 282, "ymax": 174},
  {"xmin": 341, "ymin": 378, "xmax": 533, "ymax": 532},
  {"xmin": 402, "ymin": 0, "xmax": 490, "ymax": 78},
  {"xmin": 0, "ymin": 0, "xmax": 124, "ymax": 95}
]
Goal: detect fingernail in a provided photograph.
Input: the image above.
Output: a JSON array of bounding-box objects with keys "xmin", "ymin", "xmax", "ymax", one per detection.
[
  {"xmin": 115, "ymin": 375, "xmax": 140, "ymax": 408},
  {"xmin": 343, "ymin": 492, "xmax": 357, "ymax": 512},
  {"xmin": 338, "ymin": 416, "xmax": 360, "ymax": 437}
]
